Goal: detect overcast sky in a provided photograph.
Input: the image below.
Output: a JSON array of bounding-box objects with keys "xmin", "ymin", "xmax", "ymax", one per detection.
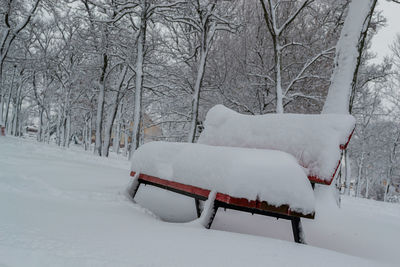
[{"xmin": 370, "ymin": 0, "xmax": 400, "ymax": 62}]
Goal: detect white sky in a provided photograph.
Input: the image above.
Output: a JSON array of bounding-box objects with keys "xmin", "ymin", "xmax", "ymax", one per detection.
[{"xmin": 370, "ymin": 0, "xmax": 400, "ymax": 62}]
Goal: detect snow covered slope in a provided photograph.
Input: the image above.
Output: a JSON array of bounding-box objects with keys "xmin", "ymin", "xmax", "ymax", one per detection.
[{"xmin": 0, "ymin": 137, "xmax": 396, "ymax": 266}]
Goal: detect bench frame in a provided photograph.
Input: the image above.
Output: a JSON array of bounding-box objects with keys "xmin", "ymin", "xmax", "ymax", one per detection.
[{"xmin": 129, "ymin": 171, "xmax": 313, "ymax": 244}]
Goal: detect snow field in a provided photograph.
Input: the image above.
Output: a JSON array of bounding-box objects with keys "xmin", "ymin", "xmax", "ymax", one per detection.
[{"xmin": 0, "ymin": 137, "xmax": 397, "ymax": 266}]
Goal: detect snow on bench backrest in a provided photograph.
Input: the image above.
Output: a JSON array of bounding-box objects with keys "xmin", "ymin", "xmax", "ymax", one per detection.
[{"xmin": 198, "ymin": 105, "xmax": 355, "ymax": 184}]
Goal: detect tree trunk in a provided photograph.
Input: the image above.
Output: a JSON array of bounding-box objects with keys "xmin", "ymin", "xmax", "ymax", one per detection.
[
  {"xmin": 384, "ymin": 180, "xmax": 390, "ymax": 202},
  {"xmin": 322, "ymin": 0, "xmax": 377, "ymax": 114},
  {"xmin": 113, "ymin": 103, "xmax": 123, "ymax": 154},
  {"xmin": 38, "ymin": 108, "xmax": 44, "ymax": 142},
  {"xmin": 130, "ymin": 2, "xmax": 147, "ymax": 158},
  {"xmin": 94, "ymin": 51, "xmax": 108, "ymax": 156},
  {"xmin": 15, "ymin": 92, "xmax": 22, "ymax": 136},
  {"xmin": 83, "ymin": 117, "xmax": 88, "ymax": 150},
  {"xmin": 344, "ymin": 150, "xmax": 351, "ymax": 195},
  {"xmin": 124, "ymin": 124, "xmax": 129, "ymax": 157},
  {"xmin": 88, "ymin": 113, "xmax": 93, "ymax": 150},
  {"xmin": 66, "ymin": 114, "xmax": 71, "ymax": 147},
  {"xmin": 45, "ymin": 111, "xmax": 51, "ymax": 144},
  {"xmin": 4, "ymin": 67, "xmax": 16, "ymax": 128},
  {"xmin": 56, "ymin": 114, "xmax": 61, "ymax": 146},
  {"xmin": 103, "ymin": 65, "xmax": 126, "ymax": 157},
  {"xmin": 103, "ymin": 93, "xmax": 119, "ymax": 157},
  {"xmin": 355, "ymin": 152, "xmax": 364, "ymax": 197},
  {"xmin": 188, "ymin": 48, "xmax": 207, "ymax": 143},
  {"xmin": 0, "ymin": 94, "xmax": 4, "ymax": 126},
  {"xmin": 61, "ymin": 117, "xmax": 67, "ymax": 147}
]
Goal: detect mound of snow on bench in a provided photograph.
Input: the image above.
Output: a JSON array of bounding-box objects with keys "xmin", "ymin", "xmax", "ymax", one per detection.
[
  {"xmin": 131, "ymin": 142, "xmax": 315, "ymax": 215},
  {"xmin": 198, "ymin": 105, "xmax": 355, "ymax": 182}
]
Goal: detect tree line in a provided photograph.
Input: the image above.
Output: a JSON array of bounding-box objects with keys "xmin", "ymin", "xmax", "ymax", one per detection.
[{"xmin": 0, "ymin": 0, "xmax": 399, "ymax": 202}]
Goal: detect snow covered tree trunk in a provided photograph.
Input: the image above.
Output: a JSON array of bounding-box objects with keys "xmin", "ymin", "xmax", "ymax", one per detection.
[
  {"xmin": 344, "ymin": 150, "xmax": 351, "ymax": 195},
  {"xmin": 66, "ymin": 114, "xmax": 71, "ymax": 148},
  {"xmin": 11, "ymin": 100, "xmax": 17, "ymax": 136},
  {"xmin": 322, "ymin": 0, "xmax": 377, "ymax": 114},
  {"xmin": 4, "ymin": 66, "xmax": 16, "ymax": 128},
  {"xmin": 83, "ymin": 119, "xmax": 88, "ymax": 150},
  {"xmin": 12, "ymin": 85, "xmax": 21, "ymax": 136},
  {"xmin": 113, "ymin": 103, "xmax": 123, "ymax": 154},
  {"xmin": 38, "ymin": 108, "xmax": 44, "ymax": 142},
  {"xmin": 274, "ymin": 46, "xmax": 283, "ymax": 114},
  {"xmin": 61, "ymin": 117, "xmax": 67, "ymax": 147},
  {"xmin": 88, "ymin": 114, "xmax": 93, "ymax": 150},
  {"xmin": 13, "ymin": 72, "xmax": 23, "ymax": 134},
  {"xmin": 0, "ymin": 94, "xmax": 4, "ymax": 126},
  {"xmin": 46, "ymin": 112, "xmax": 51, "ymax": 144},
  {"xmin": 103, "ymin": 65, "xmax": 126, "ymax": 157},
  {"xmin": 355, "ymin": 152, "xmax": 364, "ymax": 197},
  {"xmin": 188, "ymin": 47, "xmax": 208, "ymax": 143},
  {"xmin": 94, "ymin": 54, "xmax": 108, "ymax": 156},
  {"xmin": 130, "ymin": 2, "xmax": 147, "ymax": 158},
  {"xmin": 15, "ymin": 92, "xmax": 22, "ymax": 136},
  {"xmin": 94, "ymin": 83, "xmax": 105, "ymax": 155},
  {"xmin": 384, "ymin": 181, "xmax": 390, "ymax": 202},
  {"xmin": 124, "ymin": 125, "xmax": 129, "ymax": 157},
  {"xmin": 103, "ymin": 95, "xmax": 119, "ymax": 157},
  {"xmin": 0, "ymin": 67, "xmax": 4, "ymax": 125},
  {"xmin": 56, "ymin": 115, "xmax": 61, "ymax": 146},
  {"xmin": 4, "ymin": 85, "xmax": 13, "ymax": 128}
]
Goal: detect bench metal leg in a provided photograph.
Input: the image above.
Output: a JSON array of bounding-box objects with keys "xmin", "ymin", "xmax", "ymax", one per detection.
[
  {"xmin": 128, "ymin": 179, "xmax": 141, "ymax": 201},
  {"xmin": 198, "ymin": 192, "xmax": 218, "ymax": 229},
  {"xmin": 195, "ymin": 198, "xmax": 202, "ymax": 218},
  {"xmin": 291, "ymin": 217, "xmax": 306, "ymax": 244},
  {"xmin": 205, "ymin": 202, "xmax": 218, "ymax": 229}
]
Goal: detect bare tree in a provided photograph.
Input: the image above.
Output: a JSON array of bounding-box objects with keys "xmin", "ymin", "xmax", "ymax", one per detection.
[{"xmin": 0, "ymin": 0, "xmax": 41, "ymax": 125}]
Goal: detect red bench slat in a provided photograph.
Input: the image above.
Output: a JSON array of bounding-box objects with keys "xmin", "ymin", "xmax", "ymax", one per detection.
[{"xmin": 131, "ymin": 171, "xmax": 211, "ymax": 199}]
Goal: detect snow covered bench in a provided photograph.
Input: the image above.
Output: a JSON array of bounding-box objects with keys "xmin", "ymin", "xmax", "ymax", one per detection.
[
  {"xmin": 128, "ymin": 105, "xmax": 355, "ymax": 243},
  {"xmin": 130, "ymin": 142, "xmax": 315, "ymax": 243}
]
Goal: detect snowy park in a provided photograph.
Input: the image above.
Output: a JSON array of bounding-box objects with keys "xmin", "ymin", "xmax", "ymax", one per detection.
[
  {"xmin": 0, "ymin": 136, "xmax": 399, "ymax": 266},
  {"xmin": 2, "ymin": 0, "xmax": 400, "ymax": 266}
]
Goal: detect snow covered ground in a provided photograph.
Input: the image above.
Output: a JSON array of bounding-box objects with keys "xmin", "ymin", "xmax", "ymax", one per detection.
[{"xmin": 0, "ymin": 137, "xmax": 398, "ymax": 266}]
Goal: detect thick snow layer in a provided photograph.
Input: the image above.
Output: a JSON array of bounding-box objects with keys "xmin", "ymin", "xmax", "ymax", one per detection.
[
  {"xmin": 198, "ymin": 105, "xmax": 355, "ymax": 182},
  {"xmin": 322, "ymin": 0, "xmax": 375, "ymax": 114},
  {"xmin": 0, "ymin": 137, "xmax": 396, "ymax": 266},
  {"xmin": 131, "ymin": 141, "xmax": 315, "ymax": 215}
]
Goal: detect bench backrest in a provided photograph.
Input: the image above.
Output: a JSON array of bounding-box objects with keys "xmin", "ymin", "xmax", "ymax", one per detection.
[{"xmin": 198, "ymin": 105, "xmax": 355, "ymax": 185}]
